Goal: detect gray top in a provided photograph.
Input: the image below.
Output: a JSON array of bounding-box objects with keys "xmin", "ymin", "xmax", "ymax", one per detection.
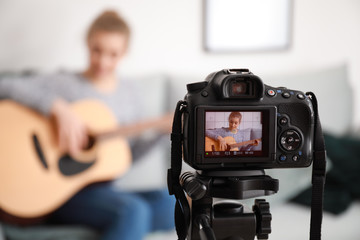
[
  {"xmin": 0, "ymin": 72, "xmax": 143, "ymax": 124},
  {"xmin": 0, "ymin": 72, "xmax": 157, "ymax": 160}
]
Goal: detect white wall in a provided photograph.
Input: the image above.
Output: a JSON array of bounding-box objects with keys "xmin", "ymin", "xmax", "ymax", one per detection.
[{"xmin": 0, "ymin": 0, "xmax": 359, "ymax": 126}]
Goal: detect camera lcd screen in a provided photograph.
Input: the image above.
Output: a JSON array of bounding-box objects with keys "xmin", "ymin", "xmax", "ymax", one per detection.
[{"xmin": 204, "ymin": 111, "xmax": 267, "ymax": 158}]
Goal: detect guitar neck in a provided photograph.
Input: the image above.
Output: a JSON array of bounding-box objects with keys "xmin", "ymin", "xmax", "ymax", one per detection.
[
  {"xmin": 93, "ymin": 117, "xmax": 168, "ymax": 141},
  {"xmin": 229, "ymin": 138, "xmax": 261, "ymax": 148}
]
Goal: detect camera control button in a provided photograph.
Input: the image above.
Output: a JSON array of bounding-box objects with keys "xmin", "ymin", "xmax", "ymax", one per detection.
[
  {"xmin": 297, "ymin": 93, "xmax": 305, "ymax": 100},
  {"xmin": 282, "ymin": 92, "xmax": 291, "ymax": 98},
  {"xmin": 279, "ymin": 155, "xmax": 287, "ymax": 162},
  {"xmin": 267, "ymin": 89, "xmax": 276, "ymax": 97},
  {"xmin": 292, "ymin": 155, "xmax": 300, "ymax": 162},
  {"xmin": 279, "ymin": 117, "xmax": 288, "ymax": 125},
  {"xmin": 201, "ymin": 91, "xmax": 209, "ymax": 97},
  {"xmin": 280, "ymin": 130, "xmax": 302, "ymax": 152},
  {"xmin": 286, "ymin": 136, "xmax": 295, "ymax": 144}
]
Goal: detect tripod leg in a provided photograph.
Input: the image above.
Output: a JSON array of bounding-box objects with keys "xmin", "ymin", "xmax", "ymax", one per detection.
[{"xmin": 196, "ymin": 214, "xmax": 216, "ymax": 240}]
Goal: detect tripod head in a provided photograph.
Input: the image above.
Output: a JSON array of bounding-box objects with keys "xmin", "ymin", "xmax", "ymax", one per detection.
[
  {"xmin": 179, "ymin": 170, "xmax": 278, "ymax": 240},
  {"xmin": 181, "ymin": 170, "xmax": 278, "ymax": 200}
]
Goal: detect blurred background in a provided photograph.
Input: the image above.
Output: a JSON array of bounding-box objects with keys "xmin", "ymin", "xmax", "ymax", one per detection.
[
  {"xmin": 1, "ymin": 0, "xmax": 360, "ymax": 127},
  {"xmin": 0, "ymin": 0, "xmax": 359, "ymax": 239},
  {"xmin": 0, "ymin": 0, "xmax": 359, "ymax": 98}
]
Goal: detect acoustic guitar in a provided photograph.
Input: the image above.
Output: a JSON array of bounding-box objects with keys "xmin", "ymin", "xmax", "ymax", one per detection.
[
  {"xmin": 205, "ymin": 136, "xmax": 261, "ymax": 151},
  {"xmin": 0, "ymin": 99, "xmax": 169, "ymax": 221}
]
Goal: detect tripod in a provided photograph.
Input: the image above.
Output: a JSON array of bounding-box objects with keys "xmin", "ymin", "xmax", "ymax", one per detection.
[{"xmin": 180, "ymin": 170, "xmax": 279, "ymax": 240}]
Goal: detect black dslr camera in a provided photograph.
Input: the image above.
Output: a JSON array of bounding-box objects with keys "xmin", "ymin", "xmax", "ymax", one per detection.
[
  {"xmin": 183, "ymin": 68, "xmax": 315, "ymax": 170},
  {"xmin": 168, "ymin": 69, "xmax": 326, "ymax": 240}
]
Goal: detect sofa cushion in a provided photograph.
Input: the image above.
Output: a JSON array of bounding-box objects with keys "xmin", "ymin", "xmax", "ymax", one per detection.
[
  {"xmin": 264, "ymin": 64, "xmax": 351, "ymax": 135},
  {"xmin": 292, "ymin": 132, "xmax": 360, "ymax": 214},
  {"xmin": 114, "ymin": 74, "xmax": 170, "ymax": 191}
]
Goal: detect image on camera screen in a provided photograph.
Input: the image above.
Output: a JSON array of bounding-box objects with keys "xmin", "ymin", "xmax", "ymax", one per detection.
[{"xmin": 205, "ymin": 111, "xmax": 263, "ymax": 157}]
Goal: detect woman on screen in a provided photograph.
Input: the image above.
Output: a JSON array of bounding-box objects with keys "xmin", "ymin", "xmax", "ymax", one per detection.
[{"xmin": 205, "ymin": 112, "xmax": 261, "ymax": 151}]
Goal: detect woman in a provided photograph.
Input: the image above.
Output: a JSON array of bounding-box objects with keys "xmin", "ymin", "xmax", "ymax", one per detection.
[{"xmin": 0, "ymin": 10, "xmax": 174, "ymax": 240}]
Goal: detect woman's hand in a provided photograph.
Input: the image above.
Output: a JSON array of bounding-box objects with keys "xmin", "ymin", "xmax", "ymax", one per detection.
[
  {"xmin": 51, "ymin": 99, "xmax": 89, "ymax": 156},
  {"xmin": 217, "ymin": 136, "xmax": 227, "ymax": 151}
]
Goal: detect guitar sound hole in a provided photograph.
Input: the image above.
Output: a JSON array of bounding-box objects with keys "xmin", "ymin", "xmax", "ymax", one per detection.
[{"xmin": 59, "ymin": 155, "xmax": 96, "ymax": 176}]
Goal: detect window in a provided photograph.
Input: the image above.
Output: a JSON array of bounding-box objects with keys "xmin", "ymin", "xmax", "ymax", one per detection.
[{"xmin": 204, "ymin": 0, "xmax": 292, "ymax": 52}]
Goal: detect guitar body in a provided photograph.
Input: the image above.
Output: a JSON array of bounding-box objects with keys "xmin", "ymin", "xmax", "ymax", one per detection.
[
  {"xmin": 0, "ymin": 100, "xmax": 131, "ymax": 220},
  {"xmin": 205, "ymin": 136, "xmax": 239, "ymax": 151}
]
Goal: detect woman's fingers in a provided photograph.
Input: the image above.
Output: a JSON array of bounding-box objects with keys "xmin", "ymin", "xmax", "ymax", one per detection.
[{"xmin": 51, "ymin": 98, "xmax": 89, "ymax": 156}]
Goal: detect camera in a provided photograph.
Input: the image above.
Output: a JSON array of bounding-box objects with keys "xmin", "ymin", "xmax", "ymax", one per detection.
[
  {"xmin": 168, "ymin": 69, "xmax": 326, "ymax": 240},
  {"xmin": 183, "ymin": 68, "xmax": 315, "ymax": 170}
]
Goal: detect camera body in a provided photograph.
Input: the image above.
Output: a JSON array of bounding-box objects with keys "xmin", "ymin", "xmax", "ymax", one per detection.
[{"xmin": 183, "ymin": 69, "xmax": 315, "ymax": 170}]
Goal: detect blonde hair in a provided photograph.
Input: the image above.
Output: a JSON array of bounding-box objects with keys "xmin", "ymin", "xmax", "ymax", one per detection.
[{"xmin": 87, "ymin": 10, "xmax": 131, "ymax": 46}]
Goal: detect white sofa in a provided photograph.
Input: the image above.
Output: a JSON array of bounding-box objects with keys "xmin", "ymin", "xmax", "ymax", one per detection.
[{"xmin": 1, "ymin": 64, "xmax": 359, "ymax": 239}]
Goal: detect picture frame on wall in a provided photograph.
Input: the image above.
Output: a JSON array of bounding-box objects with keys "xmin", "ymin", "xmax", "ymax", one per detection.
[{"xmin": 203, "ymin": 0, "xmax": 293, "ymax": 53}]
